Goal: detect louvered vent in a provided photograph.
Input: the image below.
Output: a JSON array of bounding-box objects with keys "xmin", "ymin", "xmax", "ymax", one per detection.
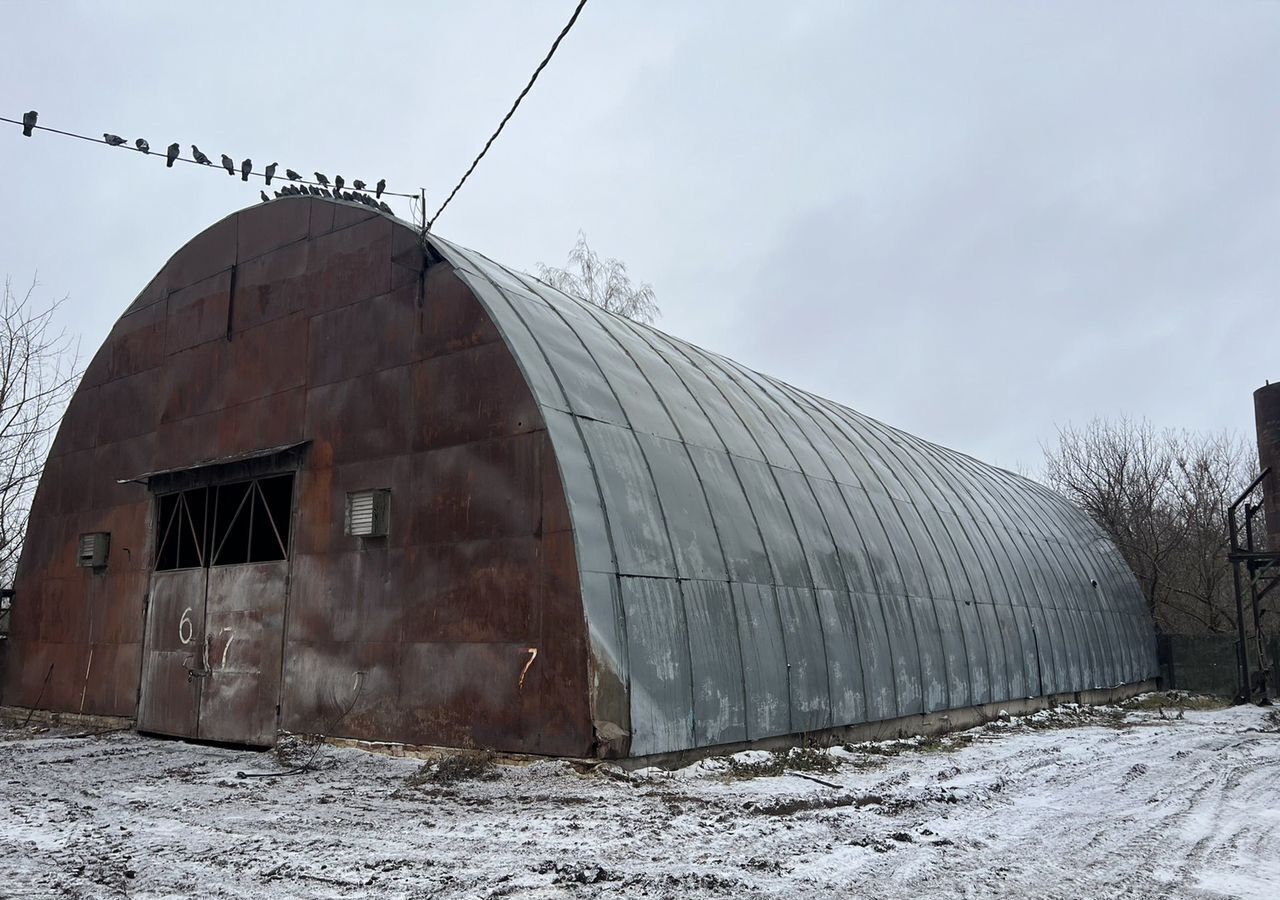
[
  {"xmin": 77, "ymin": 532, "xmax": 110, "ymax": 568},
  {"xmin": 345, "ymin": 489, "xmax": 390, "ymax": 537}
]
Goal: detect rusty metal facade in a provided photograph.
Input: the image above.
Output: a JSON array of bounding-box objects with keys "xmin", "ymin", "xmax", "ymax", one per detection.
[
  {"xmin": 428, "ymin": 236, "xmax": 1160, "ymax": 758},
  {"xmin": 2, "ymin": 197, "xmax": 594, "ymax": 757},
  {"xmin": 1, "ymin": 196, "xmax": 1158, "ymax": 759}
]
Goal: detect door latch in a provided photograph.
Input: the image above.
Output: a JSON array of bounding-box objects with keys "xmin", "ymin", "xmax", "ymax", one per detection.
[{"xmin": 185, "ymin": 634, "xmax": 213, "ymax": 682}]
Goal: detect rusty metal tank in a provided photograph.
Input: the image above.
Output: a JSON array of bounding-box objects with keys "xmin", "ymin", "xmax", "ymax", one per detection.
[
  {"xmin": 1254, "ymin": 382, "xmax": 1280, "ymax": 548},
  {"xmin": 0, "ymin": 197, "xmax": 1159, "ymax": 759}
]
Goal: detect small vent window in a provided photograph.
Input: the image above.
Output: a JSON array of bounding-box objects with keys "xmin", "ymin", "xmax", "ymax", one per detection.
[
  {"xmin": 346, "ymin": 489, "xmax": 390, "ymax": 537},
  {"xmin": 77, "ymin": 533, "xmax": 110, "ymax": 568}
]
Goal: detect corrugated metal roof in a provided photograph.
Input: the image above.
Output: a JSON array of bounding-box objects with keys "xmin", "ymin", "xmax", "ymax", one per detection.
[{"xmin": 425, "ymin": 232, "xmax": 1159, "ymax": 757}]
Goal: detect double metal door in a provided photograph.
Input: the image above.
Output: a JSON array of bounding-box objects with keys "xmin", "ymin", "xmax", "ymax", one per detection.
[{"xmin": 137, "ymin": 473, "xmax": 293, "ymax": 746}]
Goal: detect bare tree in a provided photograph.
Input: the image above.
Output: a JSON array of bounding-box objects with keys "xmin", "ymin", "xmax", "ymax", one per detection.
[
  {"xmin": 536, "ymin": 232, "xmax": 660, "ymax": 324},
  {"xmin": 0, "ymin": 277, "xmax": 80, "ymax": 585},
  {"xmin": 1041, "ymin": 417, "xmax": 1252, "ymax": 634}
]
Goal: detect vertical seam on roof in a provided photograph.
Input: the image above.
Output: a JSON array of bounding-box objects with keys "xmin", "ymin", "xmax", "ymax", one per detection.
[
  {"xmin": 611, "ymin": 324, "xmax": 796, "ymax": 736},
  {"xmin": 980, "ymin": 463, "xmax": 1094, "ymax": 689},
  {"xmin": 561, "ymin": 296, "xmax": 752, "ymax": 746},
  {"xmin": 851, "ymin": 410, "xmax": 1019, "ymax": 701},
  {"xmin": 923, "ymin": 442, "xmax": 1041, "ymax": 695},
  {"xmin": 504, "ymin": 270, "xmax": 696, "ymax": 753},
  {"xmin": 988, "ymin": 464, "xmax": 1131, "ymax": 686},
  {"xmin": 668, "ymin": 345, "xmax": 837, "ymax": 730},
  {"xmin": 775, "ymin": 389, "xmax": 938, "ymax": 715},
  {"xmin": 810, "ymin": 394, "xmax": 961, "ymax": 711},
  {"xmin": 940, "ymin": 448, "xmax": 1076, "ymax": 692},
  {"xmin": 836, "ymin": 403, "xmax": 998, "ymax": 706},
  {"xmin": 763, "ymin": 381, "xmax": 934, "ymax": 718},
  {"xmin": 712, "ymin": 358, "xmax": 877, "ymax": 724},
  {"xmin": 653, "ymin": 337, "xmax": 836, "ymax": 732}
]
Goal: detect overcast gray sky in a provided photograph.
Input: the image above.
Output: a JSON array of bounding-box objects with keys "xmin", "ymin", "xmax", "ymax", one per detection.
[{"xmin": 3, "ymin": 1, "xmax": 1276, "ymax": 473}]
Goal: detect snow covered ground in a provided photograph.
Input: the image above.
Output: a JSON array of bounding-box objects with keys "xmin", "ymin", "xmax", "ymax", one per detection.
[{"xmin": 2, "ymin": 694, "xmax": 1277, "ymax": 899}]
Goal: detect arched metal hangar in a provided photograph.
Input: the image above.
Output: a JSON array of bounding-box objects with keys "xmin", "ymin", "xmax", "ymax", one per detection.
[{"xmin": 0, "ymin": 197, "xmax": 1159, "ymax": 758}]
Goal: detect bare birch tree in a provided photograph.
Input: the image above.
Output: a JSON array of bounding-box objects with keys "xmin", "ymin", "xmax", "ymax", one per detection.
[
  {"xmin": 536, "ymin": 232, "xmax": 660, "ymax": 324},
  {"xmin": 1042, "ymin": 417, "xmax": 1252, "ymax": 634},
  {"xmin": 0, "ymin": 277, "xmax": 80, "ymax": 585}
]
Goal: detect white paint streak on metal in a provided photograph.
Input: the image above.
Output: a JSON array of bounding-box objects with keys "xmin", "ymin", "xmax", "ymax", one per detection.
[
  {"xmin": 220, "ymin": 628, "xmax": 235, "ymax": 669},
  {"xmin": 519, "ymin": 648, "xmax": 538, "ymax": 689}
]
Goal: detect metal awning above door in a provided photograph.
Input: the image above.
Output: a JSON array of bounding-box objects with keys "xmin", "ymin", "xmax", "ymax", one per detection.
[{"xmin": 119, "ymin": 441, "xmax": 311, "ymax": 486}]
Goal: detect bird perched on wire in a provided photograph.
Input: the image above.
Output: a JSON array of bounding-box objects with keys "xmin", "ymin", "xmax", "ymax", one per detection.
[
  {"xmin": 166, "ymin": 143, "xmax": 180, "ymax": 167},
  {"xmin": 286, "ymin": 168, "xmax": 301, "ymax": 181},
  {"xmin": 264, "ymin": 162, "xmax": 277, "ymax": 186},
  {"xmin": 22, "ymin": 111, "xmax": 37, "ymax": 137},
  {"xmin": 375, "ymin": 179, "xmax": 386, "ymax": 199},
  {"xmin": 241, "ymin": 159, "xmax": 252, "ymax": 182},
  {"xmin": 334, "ymin": 175, "xmax": 345, "ymax": 192},
  {"xmin": 353, "ymin": 179, "xmax": 366, "ymax": 191},
  {"xmin": 314, "ymin": 172, "xmax": 330, "ymax": 187},
  {"xmin": 220, "ymin": 154, "xmax": 235, "ymax": 176},
  {"xmin": 135, "ymin": 138, "xmax": 150, "ymax": 153},
  {"xmin": 192, "ymin": 145, "xmax": 212, "ymax": 165},
  {"xmin": 103, "ymin": 133, "xmax": 126, "ymax": 146},
  {"xmin": 260, "ymin": 191, "xmax": 270, "ymax": 203}
]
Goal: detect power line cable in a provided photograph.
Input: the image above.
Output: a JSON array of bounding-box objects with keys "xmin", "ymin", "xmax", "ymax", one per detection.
[
  {"xmin": 1, "ymin": 114, "xmax": 417, "ymax": 199},
  {"xmin": 427, "ymin": 0, "xmax": 590, "ymax": 230}
]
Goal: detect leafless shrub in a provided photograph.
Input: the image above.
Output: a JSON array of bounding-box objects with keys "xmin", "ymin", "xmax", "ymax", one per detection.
[
  {"xmin": 0, "ymin": 277, "xmax": 79, "ymax": 586},
  {"xmin": 1041, "ymin": 417, "xmax": 1252, "ymax": 634},
  {"xmin": 536, "ymin": 231, "xmax": 660, "ymax": 324}
]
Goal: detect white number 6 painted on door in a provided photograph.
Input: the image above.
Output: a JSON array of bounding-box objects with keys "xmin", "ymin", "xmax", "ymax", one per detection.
[{"xmin": 178, "ymin": 607, "xmax": 193, "ymax": 645}]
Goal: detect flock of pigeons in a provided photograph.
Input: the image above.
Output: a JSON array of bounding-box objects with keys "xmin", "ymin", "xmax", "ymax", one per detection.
[{"xmin": 19, "ymin": 109, "xmax": 395, "ymax": 214}]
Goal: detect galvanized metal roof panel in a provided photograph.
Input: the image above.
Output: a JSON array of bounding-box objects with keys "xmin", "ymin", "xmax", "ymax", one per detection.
[{"xmin": 424, "ymin": 230, "xmax": 1160, "ymax": 757}]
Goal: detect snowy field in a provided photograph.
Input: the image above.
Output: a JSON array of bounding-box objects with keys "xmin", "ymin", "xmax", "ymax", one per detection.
[{"xmin": 2, "ymin": 694, "xmax": 1277, "ymax": 899}]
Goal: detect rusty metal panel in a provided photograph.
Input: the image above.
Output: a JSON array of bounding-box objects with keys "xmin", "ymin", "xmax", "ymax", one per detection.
[
  {"xmin": 411, "ymin": 342, "xmax": 544, "ymax": 451},
  {"xmin": 306, "ymin": 286, "xmax": 418, "ymax": 387},
  {"xmin": 449, "ymin": 271, "xmax": 569, "ymax": 414},
  {"xmin": 199, "ymin": 562, "xmax": 288, "ymax": 746},
  {"xmin": 137, "ymin": 568, "xmax": 205, "ymax": 738},
  {"xmin": 304, "ymin": 367, "xmax": 414, "ymax": 467},
  {"xmin": 165, "ymin": 269, "xmax": 232, "ymax": 356},
  {"xmin": 236, "ymin": 198, "xmax": 309, "ymax": 263}
]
